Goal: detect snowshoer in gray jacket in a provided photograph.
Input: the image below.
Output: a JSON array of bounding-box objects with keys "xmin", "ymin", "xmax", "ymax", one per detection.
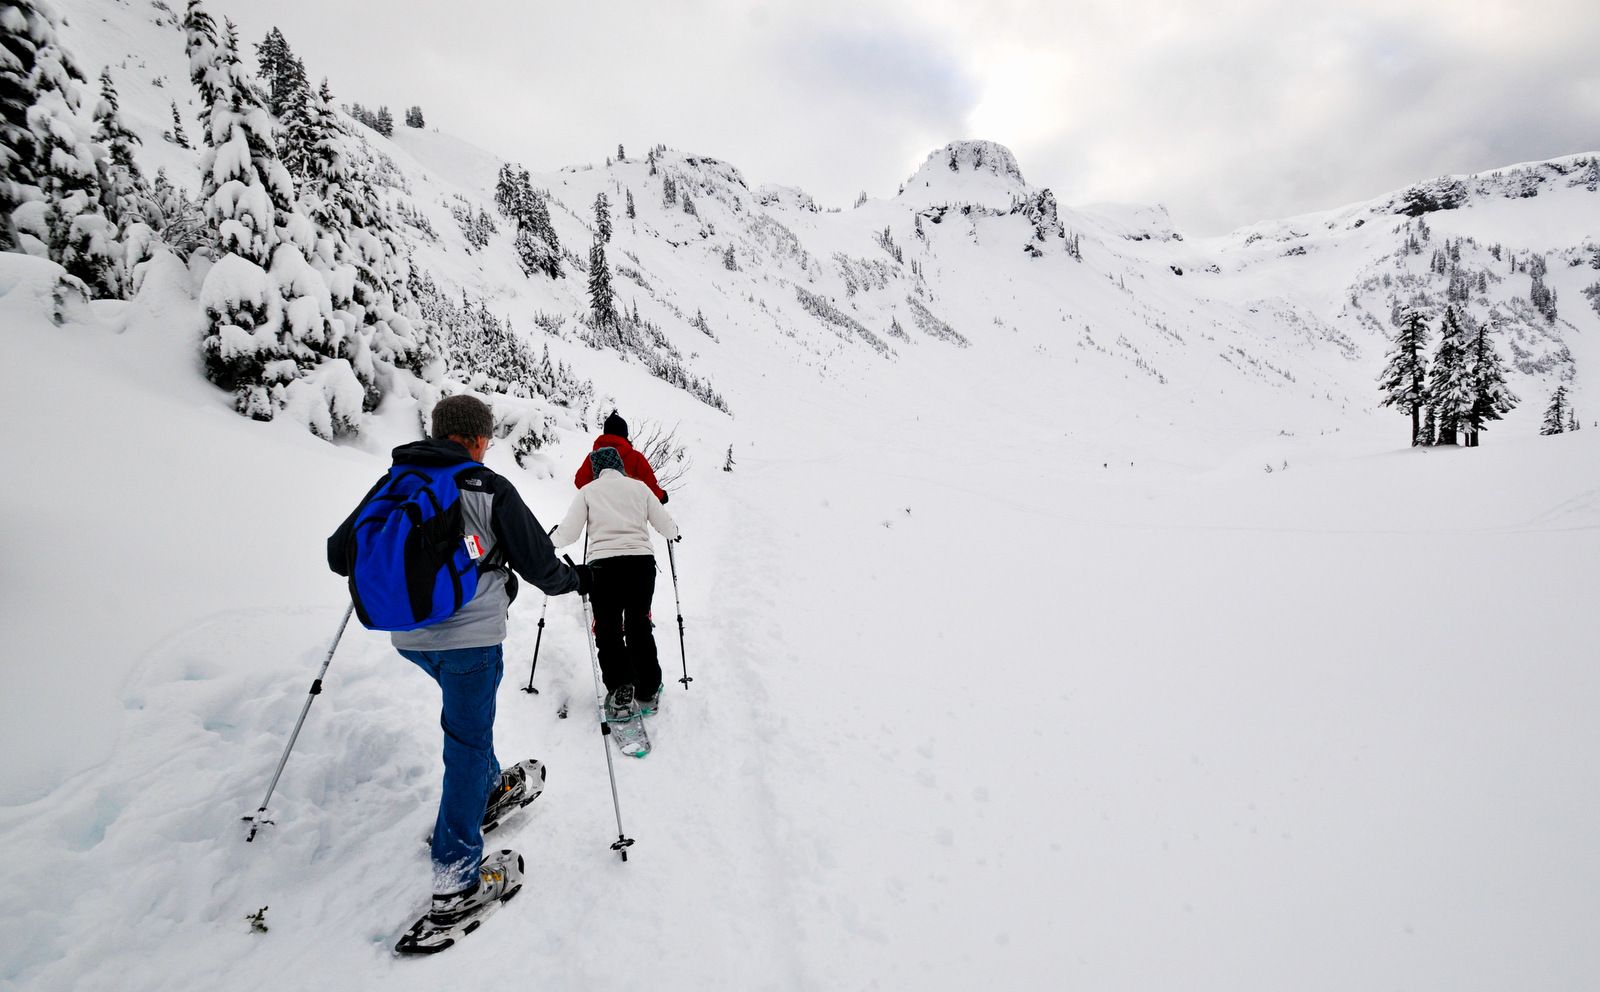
[{"xmin": 327, "ymin": 394, "xmax": 589, "ymax": 925}]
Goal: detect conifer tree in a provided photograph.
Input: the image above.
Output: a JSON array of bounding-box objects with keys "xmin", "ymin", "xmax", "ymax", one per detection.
[
  {"xmin": 1426, "ymin": 306, "xmax": 1473, "ymax": 445},
  {"xmin": 594, "ymin": 191, "xmax": 611, "ymax": 242},
  {"xmin": 93, "ymin": 69, "xmax": 150, "ymax": 233},
  {"xmin": 375, "ymin": 105, "xmax": 393, "ymax": 137},
  {"xmin": 494, "ymin": 164, "xmax": 520, "ymax": 219},
  {"xmin": 165, "ymin": 100, "xmax": 190, "ymax": 147},
  {"xmin": 188, "ymin": 2, "xmax": 294, "ymax": 411},
  {"xmin": 0, "ymin": 1, "xmax": 46, "ymax": 251},
  {"xmin": 1462, "ymin": 316, "xmax": 1517, "ymax": 446},
  {"xmin": 253, "ymin": 28, "xmax": 305, "ymax": 118},
  {"xmin": 587, "ymin": 238, "xmax": 614, "ymax": 327},
  {"xmin": 1541, "ymin": 386, "xmax": 1569, "ymax": 435},
  {"xmin": 1377, "ymin": 306, "xmax": 1431, "ymax": 445},
  {"xmin": 617, "ymin": 143, "xmax": 625, "ymax": 161},
  {"xmin": 722, "ymin": 243, "xmax": 736, "ymax": 270},
  {"xmin": 405, "ymin": 105, "xmax": 424, "ymax": 128},
  {"xmin": 188, "ymin": 7, "xmax": 296, "ymax": 268},
  {"xmin": 625, "ymin": 188, "xmax": 635, "ymax": 219},
  {"xmin": 524, "ymin": 181, "xmax": 561, "ymax": 276},
  {"xmin": 1420, "ymin": 405, "xmax": 1437, "ymax": 446},
  {"xmin": 1, "ymin": 0, "xmax": 121, "ymax": 294}
]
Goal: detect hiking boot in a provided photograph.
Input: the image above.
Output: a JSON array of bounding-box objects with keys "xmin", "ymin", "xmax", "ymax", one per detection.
[
  {"xmin": 605, "ymin": 684, "xmax": 638, "ymax": 722},
  {"xmin": 429, "ymin": 849, "xmax": 524, "ymax": 925},
  {"xmin": 637, "ymin": 683, "xmax": 663, "ymax": 716},
  {"xmin": 482, "ymin": 759, "xmax": 545, "ymax": 832}
]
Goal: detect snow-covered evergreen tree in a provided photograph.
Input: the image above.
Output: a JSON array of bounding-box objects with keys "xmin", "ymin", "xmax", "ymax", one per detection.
[
  {"xmin": 594, "ymin": 191, "xmax": 611, "ymax": 242},
  {"xmin": 405, "ymin": 105, "xmax": 423, "ymax": 128},
  {"xmin": 187, "ymin": 5, "xmax": 295, "ymax": 267},
  {"xmin": 1, "ymin": 0, "xmax": 118, "ymax": 293},
  {"xmin": 1426, "ymin": 306, "xmax": 1473, "ymax": 445},
  {"xmin": 1420, "ymin": 405, "xmax": 1437, "ymax": 446},
  {"xmin": 375, "ymin": 105, "xmax": 393, "ymax": 137},
  {"xmin": 0, "ymin": 0, "xmax": 47, "ymax": 251},
  {"xmin": 1528, "ymin": 255, "xmax": 1558, "ymax": 321},
  {"xmin": 1377, "ymin": 305, "xmax": 1431, "ymax": 445},
  {"xmin": 1462, "ymin": 316, "xmax": 1517, "ymax": 446},
  {"xmin": 253, "ymin": 28, "xmax": 305, "ymax": 118},
  {"xmin": 522, "ymin": 182, "xmax": 561, "ymax": 278},
  {"xmin": 164, "ymin": 101, "xmax": 191, "ymax": 148},
  {"xmin": 188, "ymin": 1, "xmax": 299, "ymax": 411},
  {"xmin": 625, "ymin": 187, "xmax": 635, "ymax": 220},
  {"xmin": 1541, "ymin": 386, "xmax": 1569, "ymax": 435},
  {"xmin": 495, "ymin": 164, "xmax": 561, "ymax": 278},
  {"xmin": 722, "ymin": 243, "xmax": 736, "ymax": 270},
  {"xmin": 93, "ymin": 69, "xmax": 150, "ymax": 233},
  {"xmin": 588, "ymin": 238, "xmax": 615, "ymax": 326}
]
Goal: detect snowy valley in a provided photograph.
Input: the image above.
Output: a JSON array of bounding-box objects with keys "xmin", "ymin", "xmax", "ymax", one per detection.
[{"xmin": 2, "ymin": 1, "xmax": 1598, "ymax": 990}]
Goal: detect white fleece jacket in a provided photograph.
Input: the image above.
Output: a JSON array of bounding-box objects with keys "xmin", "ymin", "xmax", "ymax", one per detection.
[{"xmin": 551, "ymin": 468, "xmax": 679, "ymax": 560}]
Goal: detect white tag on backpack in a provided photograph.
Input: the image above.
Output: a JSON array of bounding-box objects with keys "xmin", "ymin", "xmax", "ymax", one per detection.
[{"xmin": 463, "ymin": 534, "xmax": 485, "ymax": 560}]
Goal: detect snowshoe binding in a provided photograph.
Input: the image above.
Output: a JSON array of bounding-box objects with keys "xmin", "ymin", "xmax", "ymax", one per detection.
[
  {"xmin": 395, "ymin": 849, "xmax": 524, "ymax": 955},
  {"xmin": 637, "ymin": 683, "xmax": 664, "ymax": 716},
  {"xmin": 604, "ymin": 685, "xmax": 650, "ymax": 758},
  {"xmin": 482, "ymin": 759, "xmax": 545, "ymax": 834}
]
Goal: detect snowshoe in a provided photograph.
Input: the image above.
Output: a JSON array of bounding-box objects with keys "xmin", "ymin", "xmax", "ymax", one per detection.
[
  {"xmin": 482, "ymin": 759, "xmax": 545, "ymax": 834},
  {"xmin": 394, "ymin": 849, "xmax": 524, "ymax": 955},
  {"xmin": 637, "ymin": 684, "xmax": 664, "ymax": 716},
  {"xmin": 604, "ymin": 685, "xmax": 650, "ymax": 758},
  {"xmin": 605, "ymin": 684, "xmax": 637, "ymax": 721},
  {"xmin": 425, "ymin": 759, "xmax": 546, "ymax": 845}
]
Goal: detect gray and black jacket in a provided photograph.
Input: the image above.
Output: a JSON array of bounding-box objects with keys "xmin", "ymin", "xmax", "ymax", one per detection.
[{"xmin": 327, "ymin": 438, "xmax": 580, "ymax": 651}]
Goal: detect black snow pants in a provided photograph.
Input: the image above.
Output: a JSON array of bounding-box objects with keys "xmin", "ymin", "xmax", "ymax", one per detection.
[{"xmin": 590, "ymin": 554, "xmax": 660, "ymax": 695}]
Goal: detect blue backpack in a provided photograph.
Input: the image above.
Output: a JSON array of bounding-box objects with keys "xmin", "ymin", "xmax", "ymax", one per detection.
[{"xmin": 347, "ymin": 462, "xmax": 484, "ymax": 631}]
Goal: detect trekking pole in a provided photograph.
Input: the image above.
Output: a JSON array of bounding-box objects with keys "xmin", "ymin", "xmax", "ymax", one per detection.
[
  {"xmin": 667, "ymin": 539, "xmax": 691, "ymax": 689},
  {"xmin": 522, "ymin": 522, "xmax": 562, "ymax": 696},
  {"xmin": 568, "ymin": 553, "xmax": 635, "ymax": 863},
  {"xmin": 520, "ymin": 594, "xmax": 548, "ymax": 694},
  {"xmin": 244, "ymin": 603, "xmax": 354, "ymax": 842}
]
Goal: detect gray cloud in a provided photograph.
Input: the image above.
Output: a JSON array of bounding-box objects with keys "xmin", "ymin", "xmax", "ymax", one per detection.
[{"xmin": 213, "ymin": 0, "xmax": 1600, "ymax": 232}]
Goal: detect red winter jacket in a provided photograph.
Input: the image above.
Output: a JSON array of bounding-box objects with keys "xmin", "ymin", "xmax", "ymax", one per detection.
[{"xmin": 574, "ymin": 434, "xmax": 668, "ymax": 503}]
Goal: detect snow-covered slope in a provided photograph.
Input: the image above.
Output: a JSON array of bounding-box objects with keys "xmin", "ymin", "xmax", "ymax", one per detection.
[{"xmin": 3, "ymin": 2, "xmax": 1598, "ymax": 990}]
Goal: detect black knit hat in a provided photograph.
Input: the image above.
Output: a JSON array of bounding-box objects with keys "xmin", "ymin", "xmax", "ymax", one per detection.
[
  {"xmin": 603, "ymin": 410, "xmax": 628, "ymax": 439},
  {"xmin": 432, "ymin": 394, "xmax": 494, "ymax": 441}
]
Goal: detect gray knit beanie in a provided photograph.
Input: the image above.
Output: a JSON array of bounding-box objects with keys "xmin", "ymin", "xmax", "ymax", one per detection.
[
  {"xmin": 590, "ymin": 446, "xmax": 626, "ymax": 477},
  {"xmin": 432, "ymin": 394, "xmax": 494, "ymax": 441}
]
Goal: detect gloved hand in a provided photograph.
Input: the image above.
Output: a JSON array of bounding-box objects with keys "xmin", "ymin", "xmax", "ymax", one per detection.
[
  {"xmin": 573, "ymin": 563, "xmax": 594, "ymax": 596},
  {"xmin": 659, "ymin": 491, "xmax": 670, "ymax": 505}
]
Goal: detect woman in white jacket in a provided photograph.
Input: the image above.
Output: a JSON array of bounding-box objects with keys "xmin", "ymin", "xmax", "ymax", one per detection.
[{"xmin": 551, "ymin": 446, "xmax": 680, "ymax": 717}]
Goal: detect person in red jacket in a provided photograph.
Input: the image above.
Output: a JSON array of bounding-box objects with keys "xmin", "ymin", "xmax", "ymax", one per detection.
[{"xmin": 574, "ymin": 411, "xmax": 669, "ymax": 503}]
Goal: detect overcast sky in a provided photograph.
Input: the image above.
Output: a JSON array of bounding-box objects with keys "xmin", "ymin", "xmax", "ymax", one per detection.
[{"xmin": 219, "ymin": 0, "xmax": 1600, "ymax": 236}]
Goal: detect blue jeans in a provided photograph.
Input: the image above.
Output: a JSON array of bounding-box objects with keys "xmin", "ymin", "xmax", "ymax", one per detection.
[{"xmin": 398, "ymin": 644, "xmax": 503, "ymax": 894}]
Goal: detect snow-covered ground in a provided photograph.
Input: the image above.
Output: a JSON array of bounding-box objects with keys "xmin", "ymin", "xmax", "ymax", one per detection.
[
  {"xmin": 3, "ymin": 1, "xmax": 1599, "ymax": 989},
  {"xmin": 3, "ymin": 257, "xmax": 1598, "ymax": 989}
]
